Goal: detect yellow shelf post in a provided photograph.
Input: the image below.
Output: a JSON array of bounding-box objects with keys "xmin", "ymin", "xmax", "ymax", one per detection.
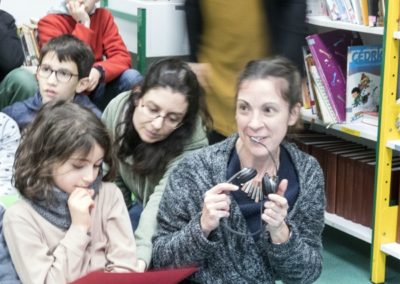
[{"xmin": 371, "ymin": 0, "xmax": 400, "ymax": 282}]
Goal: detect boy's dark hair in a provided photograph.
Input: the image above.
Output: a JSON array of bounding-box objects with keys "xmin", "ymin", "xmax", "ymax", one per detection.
[
  {"xmin": 13, "ymin": 100, "xmax": 116, "ymax": 203},
  {"xmin": 39, "ymin": 34, "xmax": 94, "ymax": 78},
  {"xmin": 116, "ymin": 57, "xmax": 209, "ymax": 176}
]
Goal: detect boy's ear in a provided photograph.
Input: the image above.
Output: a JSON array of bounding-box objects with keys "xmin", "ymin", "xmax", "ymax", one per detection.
[{"xmin": 75, "ymin": 77, "xmax": 90, "ymax": 93}]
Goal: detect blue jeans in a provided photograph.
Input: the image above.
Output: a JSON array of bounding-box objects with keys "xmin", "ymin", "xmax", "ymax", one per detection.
[
  {"xmin": 128, "ymin": 200, "xmax": 143, "ymax": 232},
  {"xmin": 0, "ymin": 205, "xmax": 20, "ymax": 283},
  {"xmin": 90, "ymin": 69, "xmax": 143, "ymax": 111}
]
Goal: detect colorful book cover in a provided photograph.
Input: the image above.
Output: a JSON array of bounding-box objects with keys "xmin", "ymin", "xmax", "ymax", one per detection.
[
  {"xmin": 306, "ymin": 30, "xmax": 363, "ymax": 122},
  {"xmin": 346, "ymin": 45, "xmax": 382, "ymax": 123},
  {"xmin": 302, "ymin": 46, "xmax": 317, "ymax": 113}
]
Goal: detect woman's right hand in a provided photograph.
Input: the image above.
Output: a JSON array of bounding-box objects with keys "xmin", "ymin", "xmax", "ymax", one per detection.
[
  {"xmin": 68, "ymin": 187, "xmax": 95, "ymax": 233},
  {"xmin": 200, "ymin": 183, "xmax": 238, "ymax": 238}
]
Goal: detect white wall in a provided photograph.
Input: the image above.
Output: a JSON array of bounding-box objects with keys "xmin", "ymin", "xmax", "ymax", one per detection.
[{"xmin": 1, "ymin": 0, "xmax": 53, "ymax": 24}]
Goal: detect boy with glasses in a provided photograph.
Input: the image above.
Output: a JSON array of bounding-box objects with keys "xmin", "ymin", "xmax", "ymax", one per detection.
[
  {"xmin": 38, "ymin": 0, "xmax": 143, "ymax": 111},
  {"xmin": 1, "ymin": 34, "xmax": 101, "ymax": 131}
]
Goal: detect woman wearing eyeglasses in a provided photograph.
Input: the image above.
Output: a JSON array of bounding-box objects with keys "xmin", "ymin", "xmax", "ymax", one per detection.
[{"xmin": 102, "ymin": 58, "xmax": 210, "ymax": 272}]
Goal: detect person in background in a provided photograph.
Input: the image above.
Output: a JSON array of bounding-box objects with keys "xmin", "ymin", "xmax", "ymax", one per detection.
[
  {"xmin": 2, "ymin": 34, "xmax": 100, "ymax": 131},
  {"xmin": 0, "ymin": 5, "xmax": 37, "ymax": 110},
  {"xmin": 37, "ymin": 0, "xmax": 143, "ymax": 111},
  {"xmin": 152, "ymin": 57, "xmax": 324, "ymax": 283},
  {"xmin": 102, "ymin": 58, "xmax": 210, "ymax": 271},
  {"xmin": 0, "ymin": 113, "xmax": 21, "ymax": 284},
  {"xmin": 3, "ymin": 100, "xmax": 138, "ymax": 284},
  {"xmin": 184, "ymin": 0, "xmax": 306, "ymax": 144}
]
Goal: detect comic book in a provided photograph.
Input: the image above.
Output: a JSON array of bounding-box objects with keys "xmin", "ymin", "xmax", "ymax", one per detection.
[{"xmin": 345, "ymin": 45, "xmax": 383, "ymax": 124}]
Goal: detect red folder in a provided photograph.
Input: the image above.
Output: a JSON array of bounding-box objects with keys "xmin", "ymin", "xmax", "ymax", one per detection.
[{"xmin": 71, "ymin": 266, "xmax": 198, "ymax": 284}]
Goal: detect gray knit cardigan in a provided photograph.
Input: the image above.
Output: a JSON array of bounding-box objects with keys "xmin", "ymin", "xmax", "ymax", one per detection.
[{"xmin": 152, "ymin": 134, "xmax": 325, "ymax": 283}]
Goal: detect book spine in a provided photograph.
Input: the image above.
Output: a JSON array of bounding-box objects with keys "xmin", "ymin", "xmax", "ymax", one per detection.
[
  {"xmin": 310, "ymin": 66, "xmax": 338, "ymax": 124},
  {"xmin": 360, "ymin": 0, "xmax": 369, "ymax": 25},
  {"xmin": 306, "ymin": 34, "xmax": 348, "ymax": 122}
]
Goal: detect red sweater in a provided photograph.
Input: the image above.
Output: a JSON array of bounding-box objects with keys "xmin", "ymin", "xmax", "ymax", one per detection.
[{"xmin": 38, "ymin": 8, "xmax": 132, "ymax": 83}]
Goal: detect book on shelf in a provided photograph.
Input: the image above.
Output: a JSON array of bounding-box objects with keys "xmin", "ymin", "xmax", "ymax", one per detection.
[
  {"xmin": 345, "ymin": 44, "xmax": 382, "ymax": 124},
  {"xmin": 309, "ymin": 64, "xmax": 338, "ymax": 124},
  {"xmin": 302, "ymin": 46, "xmax": 317, "ymax": 114},
  {"xmin": 17, "ymin": 22, "xmax": 39, "ymax": 67},
  {"xmin": 368, "ymin": 0, "xmax": 379, "ymax": 26},
  {"xmin": 335, "ymin": 148, "xmax": 370, "ymax": 218},
  {"xmin": 342, "ymin": 0, "xmax": 358, "ymax": 24},
  {"xmin": 360, "ymin": 0, "xmax": 370, "ymax": 26},
  {"xmin": 325, "ymin": 0, "xmax": 341, "ymax": 21},
  {"xmin": 306, "ymin": 30, "xmax": 363, "ymax": 123},
  {"xmin": 349, "ymin": 0, "xmax": 364, "ymax": 25},
  {"xmin": 324, "ymin": 144, "xmax": 369, "ymax": 213},
  {"xmin": 342, "ymin": 151, "xmax": 375, "ymax": 221},
  {"xmin": 306, "ymin": 0, "xmax": 328, "ymax": 17}
]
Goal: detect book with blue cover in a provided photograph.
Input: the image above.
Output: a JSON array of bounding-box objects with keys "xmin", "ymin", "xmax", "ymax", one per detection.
[{"xmin": 345, "ymin": 45, "xmax": 383, "ymax": 123}]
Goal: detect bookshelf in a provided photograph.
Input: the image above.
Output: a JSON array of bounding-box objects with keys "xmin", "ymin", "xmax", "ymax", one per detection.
[
  {"xmin": 301, "ymin": 108, "xmax": 378, "ymax": 141},
  {"xmin": 371, "ymin": 0, "xmax": 400, "ymax": 282},
  {"xmin": 306, "ymin": 15, "xmax": 384, "ymax": 35},
  {"xmin": 305, "ymin": 2, "xmax": 400, "ymax": 283}
]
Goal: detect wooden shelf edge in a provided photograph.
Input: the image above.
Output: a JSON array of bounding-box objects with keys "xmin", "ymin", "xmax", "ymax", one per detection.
[
  {"xmin": 325, "ymin": 212, "xmax": 372, "ymax": 243},
  {"xmin": 306, "ymin": 16, "xmax": 384, "ymax": 35},
  {"xmin": 381, "ymin": 243, "xmax": 400, "ymax": 260}
]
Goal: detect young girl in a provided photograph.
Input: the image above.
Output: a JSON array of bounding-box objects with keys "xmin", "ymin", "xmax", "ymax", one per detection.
[
  {"xmin": 102, "ymin": 58, "xmax": 210, "ymax": 270},
  {"xmin": 3, "ymin": 100, "xmax": 138, "ymax": 284}
]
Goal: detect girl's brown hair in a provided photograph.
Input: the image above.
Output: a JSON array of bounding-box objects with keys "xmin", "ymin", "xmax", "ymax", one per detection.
[{"xmin": 13, "ymin": 100, "xmax": 116, "ymax": 203}]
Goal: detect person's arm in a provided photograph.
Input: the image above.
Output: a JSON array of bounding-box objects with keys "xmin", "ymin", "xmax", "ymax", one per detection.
[
  {"xmin": 101, "ymin": 91, "xmax": 132, "ymax": 206},
  {"xmin": 152, "ymin": 158, "xmax": 220, "ymax": 268},
  {"xmin": 0, "ymin": 11, "xmax": 25, "ymax": 73},
  {"xmin": 103, "ymin": 183, "xmax": 137, "ymax": 272},
  {"xmin": 91, "ymin": 9, "xmax": 132, "ymax": 83},
  {"xmin": 3, "ymin": 205, "xmax": 91, "ymax": 284},
  {"xmin": 133, "ymin": 156, "xmax": 182, "ymax": 268},
  {"xmin": 265, "ymin": 155, "xmax": 325, "ymax": 284},
  {"xmin": 0, "ymin": 113, "xmax": 20, "ymax": 194}
]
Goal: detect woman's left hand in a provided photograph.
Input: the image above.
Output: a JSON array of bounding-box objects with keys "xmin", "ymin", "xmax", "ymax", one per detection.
[{"xmin": 262, "ymin": 179, "xmax": 290, "ymax": 244}]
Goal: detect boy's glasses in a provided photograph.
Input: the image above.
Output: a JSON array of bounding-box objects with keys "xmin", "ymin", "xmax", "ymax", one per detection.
[
  {"xmin": 37, "ymin": 65, "xmax": 79, "ymax": 83},
  {"xmin": 140, "ymin": 103, "xmax": 183, "ymax": 129}
]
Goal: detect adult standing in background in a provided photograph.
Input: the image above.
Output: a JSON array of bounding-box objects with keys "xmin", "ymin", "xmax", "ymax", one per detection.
[
  {"xmin": 37, "ymin": 0, "xmax": 143, "ymax": 110},
  {"xmin": 0, "ymin": 5, "xmax": 37, "ymax": 110},
  {"xmin": 184, "ymin": 0, "xmax": 306, "ymax": 143}
]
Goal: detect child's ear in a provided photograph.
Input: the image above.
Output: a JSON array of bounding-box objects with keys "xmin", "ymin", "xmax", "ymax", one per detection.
[{"xmin": 75, "ymin": 77, "xmax": 90, "ymax": 93}]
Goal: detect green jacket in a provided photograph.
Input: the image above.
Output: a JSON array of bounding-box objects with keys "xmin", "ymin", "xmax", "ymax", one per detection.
[{"xmin": 102, "ymin": 90, "xmax": 208, "ymax": 266}]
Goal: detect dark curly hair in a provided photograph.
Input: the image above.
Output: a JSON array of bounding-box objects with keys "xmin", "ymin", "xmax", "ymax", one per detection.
[{"xmin": 115, "ymin": 58, "xmax": 210, "ymax": 176}]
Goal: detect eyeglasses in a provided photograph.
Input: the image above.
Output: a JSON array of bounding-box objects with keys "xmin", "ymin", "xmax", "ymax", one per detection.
[
  {"xmin": 37, "ymin": 65, "xmax": 79, "ymax": 83},
  {"xmin": 140, "ymin": 102, "xmax": 183, "ymax": 129}
]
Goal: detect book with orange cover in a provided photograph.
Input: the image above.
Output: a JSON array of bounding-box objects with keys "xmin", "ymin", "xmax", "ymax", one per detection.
[{"xmin": 71, "ymin": 266, "xmax": 198, "ymax": 284}]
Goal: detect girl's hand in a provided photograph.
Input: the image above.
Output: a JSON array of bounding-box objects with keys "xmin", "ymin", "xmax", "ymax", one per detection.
[
  {"xmin": 68, "ymin": 187, "xmax": 95, "ymax": 232},
  {"xmin": 200, "ymin": 183, "xmax": 238, "ymax": 237},
  {"xmin": 262, "ymin": 179, "xmax": 290, "ymax": 244}
]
